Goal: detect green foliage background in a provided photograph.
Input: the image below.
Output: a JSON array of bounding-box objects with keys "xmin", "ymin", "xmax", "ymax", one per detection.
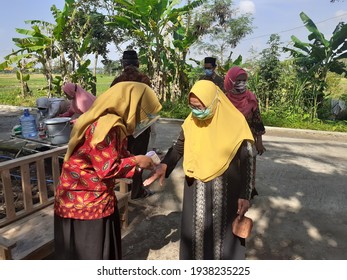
[{"xmin": 1, "ymin": 73, "xmax": 346, "ymax": 132}]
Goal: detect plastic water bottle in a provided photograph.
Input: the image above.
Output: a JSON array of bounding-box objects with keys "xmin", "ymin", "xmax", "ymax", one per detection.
[{"xmin": 20, "ymin": 109, "xmax": 38, "ymax": 139}]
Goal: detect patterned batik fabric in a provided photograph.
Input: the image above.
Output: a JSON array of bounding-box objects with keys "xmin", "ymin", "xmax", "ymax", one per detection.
[
  {"xmin": 54, "ymin": 123, "xmax": 136, "ymax": 220},
  {"xmin": 185, "ymin": 142, "xmax": 254, "ymax": 260}
]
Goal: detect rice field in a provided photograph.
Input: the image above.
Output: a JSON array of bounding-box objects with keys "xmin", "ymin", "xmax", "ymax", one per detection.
[{"xmin": 0, "ymin": 73, "xmax": 116, "ymax": 107}]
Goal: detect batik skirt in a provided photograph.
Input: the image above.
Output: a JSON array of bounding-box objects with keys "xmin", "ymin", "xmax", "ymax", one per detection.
[{"xmin": 179, "ymin": 164, "xmax": 247, "ymax": 260}]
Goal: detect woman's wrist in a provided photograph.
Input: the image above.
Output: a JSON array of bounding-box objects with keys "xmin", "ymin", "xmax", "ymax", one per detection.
[{"xmin": 133, "ymin": 156, "xmax": 142, "ymax": 171}]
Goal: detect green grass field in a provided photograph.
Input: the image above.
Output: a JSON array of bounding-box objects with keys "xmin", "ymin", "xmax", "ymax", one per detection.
[{"xmin": 0, "ymin": 73, "xmax": 116, "ymax": 107}]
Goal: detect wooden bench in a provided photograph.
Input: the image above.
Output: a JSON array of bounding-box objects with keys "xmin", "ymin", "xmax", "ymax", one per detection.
[{"xmin": 0, "ymin": 146, "xmax": 130, "ymax": 260}]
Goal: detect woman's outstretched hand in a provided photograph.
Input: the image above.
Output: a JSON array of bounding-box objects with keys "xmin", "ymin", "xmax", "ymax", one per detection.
[
  {"xmin": 134, "ymin": 155, "xmax": 155, "ymax": 170},
  {"xmin": 143, "ymin": 163, "xmax": 168, "ymax": 187}
]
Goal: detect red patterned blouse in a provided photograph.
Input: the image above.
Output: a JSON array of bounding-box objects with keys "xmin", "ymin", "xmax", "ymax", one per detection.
[{"xmin": 54, "ymin": 122, "xmax": 137, "ymax": 220}]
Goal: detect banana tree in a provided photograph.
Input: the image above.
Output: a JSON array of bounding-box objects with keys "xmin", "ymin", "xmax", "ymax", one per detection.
[
  {"xmin": 16, "ymin": 59, "xmax": 36, "ymax": 97},
  {"xmin": 4, "ymin": 21, "xmax": 58, "ymax": 97},
  {"xmin": 0, "ymin": 54, "xmax": 35, "ymax": 98},
  {"xmin": 107, "ymin": 0, "xmax": 203, "ymax": 101},
  {"xmin": 5, "ymin": 0, "xmax": 99, "ymax": 96},
  {"xmin": 1, "ymin": 0, "xmax": 76, "ymax": 97},
  {"xmin": 283, "ymin": 11, "xmax": 347, "ymax": 119}
]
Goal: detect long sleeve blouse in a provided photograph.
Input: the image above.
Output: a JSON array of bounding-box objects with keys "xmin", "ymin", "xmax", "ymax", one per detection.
[
  {"xmin": 247, "ymin": 107, "xmax": 266, "ymax": 137},
  {"xmin": 54, "ymin": 122, "xmax": 137, "ymax": 220},
  {"xmin": 161, "ymin": 129, "xmax": 253, "ymax": 200}
]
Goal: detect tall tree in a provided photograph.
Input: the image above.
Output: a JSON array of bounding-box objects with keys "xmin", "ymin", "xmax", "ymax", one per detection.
[
  {"xmin": 51, "ymin": 0, "xmax": 113, "ymax": 93},
  {"xmin": 107, "ymin": 0, "xmax": 204, "ymax": 101},
  {"xmin": 107, "ymin": 0, "xmax": 253, "ymax": 101},
  {"xmin": 192, "ymin": 0, "xmax": 253, "ymax": 66},
  {"xmin": 256, "ymin": 34, "xmax": 282, "ymax": 110}
]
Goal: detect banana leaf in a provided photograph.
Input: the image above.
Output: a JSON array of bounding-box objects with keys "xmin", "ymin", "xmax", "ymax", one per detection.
[{"xmin": 300, "ymin": 12, "xmax": 329, "ymax": 48}]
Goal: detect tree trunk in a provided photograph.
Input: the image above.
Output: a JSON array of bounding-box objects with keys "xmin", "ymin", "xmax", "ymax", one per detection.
[{"xmin": 93, "ymin": 52, "xmax": 98, "ymax": 77}]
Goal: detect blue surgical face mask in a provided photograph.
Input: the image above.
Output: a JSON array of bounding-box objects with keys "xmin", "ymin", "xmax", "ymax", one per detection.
[
  {"xmin": 204, "ymin": 69, "xmax": 213, "ymax": 76},
  {"xmin": 190, "ymin": 93, "xmax": 218, "ymax": 120},
  {"xmin": 191, "ymin": 108, "xmax": 212, "ymax": 120}
]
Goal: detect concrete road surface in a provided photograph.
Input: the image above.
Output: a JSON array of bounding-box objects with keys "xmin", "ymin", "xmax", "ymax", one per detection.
[{"xmin": 122, "ymin": 119, "xmax": 347, "ymax": 260}]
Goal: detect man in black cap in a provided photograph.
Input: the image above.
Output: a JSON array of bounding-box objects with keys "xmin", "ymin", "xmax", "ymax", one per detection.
[
  {"xmin": 110, "ymin": 49, "xmax": 155, "ymax": 200},
  {"xmin": 199, "ymin": 57, "xmax": 225, "ymax": 92},
  {"xmin": 110, "ymin": 50, "xmax": 151, "ymax": 86}
]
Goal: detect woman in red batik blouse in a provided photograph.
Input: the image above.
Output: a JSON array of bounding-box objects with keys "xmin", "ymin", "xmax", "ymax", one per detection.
[{"xmin": 54, "ymin": 81, "xmax": 162, "ymax": 260}]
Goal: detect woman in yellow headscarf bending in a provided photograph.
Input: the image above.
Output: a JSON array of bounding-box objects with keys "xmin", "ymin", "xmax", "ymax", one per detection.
[
  {"xmin": 144, "ymin": 80, "xmax": 254, "ymax": 260},
  {"xmin": 54, "ymin": 82, "xmax": 162, "ymax": 260}
]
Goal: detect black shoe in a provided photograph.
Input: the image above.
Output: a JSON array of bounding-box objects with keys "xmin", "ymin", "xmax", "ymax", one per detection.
[{"xmin": 132, "ymin": 189, "xmax": 155, "ymax": 200}]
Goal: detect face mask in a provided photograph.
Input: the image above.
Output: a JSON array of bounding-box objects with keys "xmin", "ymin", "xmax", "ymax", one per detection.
[
  {"xmin": 190, "ymin": 93, "xmax": 218, "ymax": 120},
  {"xmin": 204, "ymin": 69, "xmax": 213, "ymax": 76},
  {"xmin": 234, "ymin": 80, "xmax": 247, "ymax": 93},
  {"xmin": 191, "ymin": 108, "xmax": 212, "ymax": 120}
]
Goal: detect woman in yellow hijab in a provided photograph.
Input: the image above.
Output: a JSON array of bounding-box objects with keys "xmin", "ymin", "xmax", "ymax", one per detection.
[
  {"xmin": 54, "ymin": 81, "xmax": 162, "ymax": 260},
  {"xmin": 144, "ymin": 80, "xmax": 254, "ymax": 260}
]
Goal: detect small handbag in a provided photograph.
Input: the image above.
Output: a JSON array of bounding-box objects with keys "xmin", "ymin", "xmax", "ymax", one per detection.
[{"xmin": 232, "ymin": 215, "xmax": 253, "ymax": 238}]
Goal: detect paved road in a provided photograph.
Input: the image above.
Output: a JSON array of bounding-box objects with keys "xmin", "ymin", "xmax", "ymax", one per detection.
[
  {"xmin": 1, "ymin": 105, "xmax": 347, "ymax": 259},
  {"xmin": 122, "ymin": 119, "xmax": 347, "ymax": 260}
]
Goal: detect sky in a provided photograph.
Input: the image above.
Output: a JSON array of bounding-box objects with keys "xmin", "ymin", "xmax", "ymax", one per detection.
[
  {"xmin": 233, "ymin": 0, "xmax": 347, "ymax": 61},
  {"xmin": 0, "ymin": 0, "xmax": 346, "ymax": 65}
]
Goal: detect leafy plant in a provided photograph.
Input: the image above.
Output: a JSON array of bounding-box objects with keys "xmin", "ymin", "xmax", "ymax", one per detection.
[
  {"xmin": 155, "ymin": 99, "xmax": 190, "ymax": 119},
  {"xmin": 107, "ymin": 0, "xmax": 204, "ymax": 101},
  {"xmin": 283, "ymin": 12, "xmax": 347, "ymax": 120},
  {"xmin": 256, "ymin": 34, "xmax": 282, "ymax": 111}
]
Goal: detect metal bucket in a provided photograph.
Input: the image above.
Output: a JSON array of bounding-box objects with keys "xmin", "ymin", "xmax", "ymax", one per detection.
[{"xmin": 44, "ymin": 117, "xmax": 71, "ymax": 145}]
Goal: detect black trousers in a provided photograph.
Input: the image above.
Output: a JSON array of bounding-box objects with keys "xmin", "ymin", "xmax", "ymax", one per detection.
[{"xmin": 127, "ymin": 127, "xmax": 151, "ymax": 199}]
